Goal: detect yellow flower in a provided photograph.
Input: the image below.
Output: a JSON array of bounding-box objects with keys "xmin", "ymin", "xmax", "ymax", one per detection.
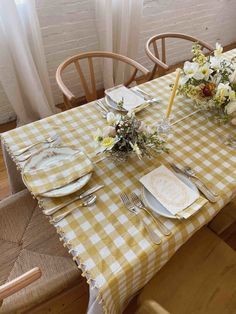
[
  {"xmin": 193, "ymin": 54, "xmax": 207, "ymax": 65},
  {"xmin": 101, "ymin": 137, "xmax": 115, "ymax": 148}
]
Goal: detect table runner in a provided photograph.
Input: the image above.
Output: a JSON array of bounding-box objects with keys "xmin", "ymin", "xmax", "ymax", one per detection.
[{"xmin": 1, "ymin": 49, "xmax": 236, "ymax": 314}]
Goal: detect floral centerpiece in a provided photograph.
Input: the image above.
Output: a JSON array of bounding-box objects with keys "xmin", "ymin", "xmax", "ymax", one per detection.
[
  {"xmin": 94, "ymin": 112, "xmax": 169, "ymax": 161},
  {"xmin": 178, "ymin": 43, "xmax": 236, "ymax": 124}
]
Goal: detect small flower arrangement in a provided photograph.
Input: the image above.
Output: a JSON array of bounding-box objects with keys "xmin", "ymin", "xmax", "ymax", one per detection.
[
  {"xmin": 94, "ymin": 112, "xmax": 169, "ymax": 161},
  {"xmin": 178, "ymin": 43, "xmax": 236, "ymax": 124}
]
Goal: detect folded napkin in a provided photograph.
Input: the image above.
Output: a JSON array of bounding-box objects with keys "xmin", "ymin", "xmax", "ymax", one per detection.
[
  {"xmin": 105, "ymin": 85, "xmax": 145, "ymax": 112},
  {"xmin": 23, "ymin": 151, "xmax": 93, "ymax": 195},
  {"xmin": 140, "ymin": 165, "xmax": 207, "ymax": 219},
  {"xmin": 176, "ymin": 196, "xmax": 208, "ymax": 219}
]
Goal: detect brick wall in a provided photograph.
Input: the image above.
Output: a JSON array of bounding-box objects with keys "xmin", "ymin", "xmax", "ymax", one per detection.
[{"xmin": 0, "ymin": 0, "xmax": 236, "ymax": 123}]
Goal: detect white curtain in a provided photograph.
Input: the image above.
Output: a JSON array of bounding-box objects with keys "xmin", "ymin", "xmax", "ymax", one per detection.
[
  {"xmin": 0, "ymin": 0, "xmax": 55, "ymax": 125},
  {"xmin": 95, "ymin": 0, "xmax": 143, "ymax": 88}
]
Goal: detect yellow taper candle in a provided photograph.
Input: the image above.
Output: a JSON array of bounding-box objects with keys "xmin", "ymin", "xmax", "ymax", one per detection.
[{"xmin": 166, "ymin": 68, "xmax": 181, "ymax": 118}]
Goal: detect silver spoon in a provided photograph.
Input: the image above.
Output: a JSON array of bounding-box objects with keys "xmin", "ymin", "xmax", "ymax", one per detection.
[
  {"xmin": 51, "ymin": 195, "xmax": 97, "ymax": 223},
  {"xmin": 184, "ymin": 166, "xmax": 219, "ymax": 197},
  {"xmin": 14, "ymin": 135, "xmax": 58, "ymax": 156}
]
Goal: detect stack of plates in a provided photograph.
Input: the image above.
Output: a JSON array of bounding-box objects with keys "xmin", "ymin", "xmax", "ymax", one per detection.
[{"xmin": 104, "ymin": 84, "xmax": 146, "ymax": 112}]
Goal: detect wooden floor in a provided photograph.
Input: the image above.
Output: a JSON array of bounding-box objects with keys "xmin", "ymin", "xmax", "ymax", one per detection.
[
  {"xmin": 0, "ymin": 43, "xmax": 236, "ymax": 313},
  {"xmin": 0, "ymin": 120, "xmax": 16, "ymax": 200}
]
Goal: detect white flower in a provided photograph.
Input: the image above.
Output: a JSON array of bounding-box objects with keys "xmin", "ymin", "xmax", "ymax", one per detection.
[
  {"xmin": 214, "ymin": 42, "xmax": 223, "ymax": 57},
  {"xmin": 102, "ymin": 126, "xmax": 116, "ymax": 138},
  {"xmin": 106, "ymin": 112, "xmax": 116, "ymax": 126},
  {"xmin": 210, "ymin": 56, "xmax": 221, "ymax": 70},
  {"xmin": 179, "ymin": 76, "xmax": 189, "ymax": 85},
  {"xmin": 225, "ymin": 100, "xmax": 236, "ymax": 115},
  {"xmin": 130, "ymin": 142, "xmax": 142, "ymax": 158},
  {"xmin": 229, "ymin": 90, "xmax": 236, "ymax": 101},
  {"xmin": 183, "ymin": 61, "xmax": 199, "ymax": 79},
  {"xmin": 93, "ymin": 128, "xmax": 102, "ymax": 141},
  {"xmin": 230, "ymin": 68, "xmax": 236, "ymax": 84},
  {"xmin": 216, "ymin": 83, "xmax": 232, "ymax": 99},
  {"xmin": 197, "ymin": 63, "xmax": 213, "ymax": 80}
]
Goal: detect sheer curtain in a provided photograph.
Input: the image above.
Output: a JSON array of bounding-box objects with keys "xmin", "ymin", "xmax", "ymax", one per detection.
[
  {"xmin": 0, "ymin": 0, "xmax": 55, "ymax": 125},
  {"xmin": 95, "ymin": 0, "xmax": 143, "ymax": 88}
]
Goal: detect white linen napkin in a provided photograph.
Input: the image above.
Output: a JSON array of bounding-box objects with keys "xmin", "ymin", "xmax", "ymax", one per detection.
[
  {"xmin": 140, "ymin": 165, "xmax": 199, "ymax": 215},
  {"xmin": 105, "ymin": 85, "xmax": 145, "ymax": 111}
]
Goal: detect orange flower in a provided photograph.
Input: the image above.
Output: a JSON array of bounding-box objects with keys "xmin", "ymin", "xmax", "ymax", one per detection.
[{"xmin": 202, "ymin": 83, "xmax": 216, "ymax": 97}]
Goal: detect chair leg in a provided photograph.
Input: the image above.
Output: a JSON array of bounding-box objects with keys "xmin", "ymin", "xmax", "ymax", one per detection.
[{"xmin": 63, "ymin": 94, "xmax": 72, "ymax": 110}]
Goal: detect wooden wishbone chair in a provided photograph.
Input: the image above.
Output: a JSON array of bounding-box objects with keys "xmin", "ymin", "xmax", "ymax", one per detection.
[
  {"xmin": 56, "ymin": 51, "xmax": 150, "ymax": 109},
  {"xmin": 145, "ymin": 33, "xmax": 214, "ymax": 80},
  {"xmin": 0, "ymin": 268, "xmax": 41, "ymax": 301}
]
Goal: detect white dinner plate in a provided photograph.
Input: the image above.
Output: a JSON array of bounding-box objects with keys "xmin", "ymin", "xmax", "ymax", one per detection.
[
  {"xmin": 104, "ymin": 85, "xmax": 146, "ymax": 112},
  {"xmin": 141, "ymin": 172, "xmax": 199, "ymax": 219},
  {"xmin": 23, "ymin": 146, "xmax": 92, "ymax": 198}
]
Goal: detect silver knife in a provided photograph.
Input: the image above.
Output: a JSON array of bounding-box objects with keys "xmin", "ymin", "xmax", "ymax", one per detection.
[
  {"xmin": 170, "ymin": 164, "xmax": 219, "ymax": 203},
  {"xmin": 43, "ymin": 184, "xmax": 104, "ymax": 215}
]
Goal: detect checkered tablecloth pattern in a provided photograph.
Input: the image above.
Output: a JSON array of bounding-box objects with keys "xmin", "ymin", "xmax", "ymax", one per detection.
[{"xmin": 1, "ymin": 49, "xmax": 236, "ymax": 314}]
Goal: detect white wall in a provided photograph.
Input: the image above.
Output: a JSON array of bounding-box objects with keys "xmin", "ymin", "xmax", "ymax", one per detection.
[{"xmin": 0, "ymin": 0, "xmax": 236, "ymax": 123}]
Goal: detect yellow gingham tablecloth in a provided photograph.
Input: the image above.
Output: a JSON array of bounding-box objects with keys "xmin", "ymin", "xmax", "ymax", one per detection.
[{"xmin": 1, "ymin": 49, "xmax": 236, "ymax": 314}]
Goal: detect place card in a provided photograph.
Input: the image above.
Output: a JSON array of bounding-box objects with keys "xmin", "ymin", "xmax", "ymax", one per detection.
[{"xmin": 140, "ymin": 165, "xmax": 199, "ymax": 215}]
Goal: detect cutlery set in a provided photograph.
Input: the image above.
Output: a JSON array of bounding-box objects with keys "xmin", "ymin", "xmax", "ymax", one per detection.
[
  {"xmin": 43, "ymin": 184, "xmax": 104, "ymax": 216},
  {"xmin": 15, "ymin": 135, "xmax": 60, "ymax": 162},
  {"xmin": 130, "ymin": 192, "xmax": 171, "ymax": 236},
  {"xmin": 120, "ymin": 192, "xmax": 171, "ymax": 245},
  {"xmin": 50, "ymin": 194, "xmax": 97, "ymax": 223},
  {"xmin": 96, "ymin": 99, "xmax": 109, "ymax": 118},
  {"xmin": 170, "ymin": 163, "xmax": 219, "ymax": 203},
  {"xmin": 95, "ymin": 88, "xmax": 159, "ymax": 118},
  {"xmin": 14, "ymin": 135, "xmax": 59, "ymax": 156}
]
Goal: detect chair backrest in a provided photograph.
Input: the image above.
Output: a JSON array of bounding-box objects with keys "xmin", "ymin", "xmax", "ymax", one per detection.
[
  {"xmin": 0, "ymin": 267, "xmax": 41, "ymax": 303},
  {"xmin": 145, "ymin": 33, "xmax": 214, "ymax": 79},
  {"xmin": 56, "ymin": 51, "xmax": 150, "ymax": 109}
]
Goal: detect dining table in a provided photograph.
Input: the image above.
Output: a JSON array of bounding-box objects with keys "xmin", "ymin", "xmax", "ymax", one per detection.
[{"xmin": 1, "ymin": 48, "xmax": 236, "ymax": 314}]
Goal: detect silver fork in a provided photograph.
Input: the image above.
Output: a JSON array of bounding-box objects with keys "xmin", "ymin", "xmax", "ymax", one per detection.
[
  {"xmin": 17, "ymin": 139, "xmax": 61, "ymax": 162},
  {"xmin": 95, "ymin": 101, "xmax": 107, "ymax": 118},
  {"xmin": 120, "ymin": 192, "xmax": 161, "ymax": 245},
  {"xmin": 97, "ymin": 99, "xmax": 109, "ymax": 113},
  {"xmin": 14, "ymin": 134, "xmax": 58, "ymax": 156},
  {"xmin": 130, "ymin": 193, "xmax": 171, "ymax": 236}
]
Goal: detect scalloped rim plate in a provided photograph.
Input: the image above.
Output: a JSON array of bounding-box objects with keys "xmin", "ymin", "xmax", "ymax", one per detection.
[{"xmin": 23, "ymin": 146, "xmax": 92, "ymax": 197}]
